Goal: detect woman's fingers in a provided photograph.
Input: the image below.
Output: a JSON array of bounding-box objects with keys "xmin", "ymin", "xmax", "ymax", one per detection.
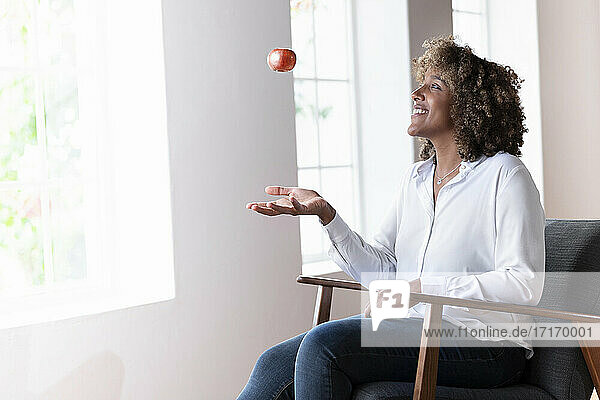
[
  {"xmin": 265, "ymin": 186, "xmax": 292, "ymax": 196},
  {"xmin": 246, "ymin": 197, "xmax": 307, "ymax": 217},
  {"xmin": 247, "ymin": 202, "xmax": 280, "ymax": 213},
  {"xmin": 246, "ymin": 201, "xmax": 269, "ymax": 209},
  {"xmin": 249, "ymin": 204, "xmax": 281, "ymax": 216}
]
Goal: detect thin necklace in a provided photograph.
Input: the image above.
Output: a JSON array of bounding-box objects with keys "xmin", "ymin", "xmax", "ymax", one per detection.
[{"xmin": 434, "ymin": 161, "xmax": 462, "ymax": 185}]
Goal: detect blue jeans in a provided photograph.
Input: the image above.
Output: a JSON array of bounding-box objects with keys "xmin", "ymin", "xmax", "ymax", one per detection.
[{"xmin": 237, "ymin": 314, "xmax": 527, "ymax": 400}]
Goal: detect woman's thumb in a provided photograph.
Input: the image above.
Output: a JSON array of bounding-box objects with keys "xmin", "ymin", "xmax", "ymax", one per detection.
[{"xmin": 289, "ymin": 196, "xmax": 304, "ymax": 212}]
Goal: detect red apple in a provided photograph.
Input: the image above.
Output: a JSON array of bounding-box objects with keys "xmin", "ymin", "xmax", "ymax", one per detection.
[{"xmin": 267, "ymin": 48, "xmax": 297, "ymax": 72}]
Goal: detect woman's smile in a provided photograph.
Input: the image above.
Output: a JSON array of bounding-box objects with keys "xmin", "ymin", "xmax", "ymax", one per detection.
[
  {"xmin": 411, "ymin": 109, "xmax": 429, "ymax": 118},
  {"xmin": 411, "ymin": 102, "xmax": 430, "ymax": 120}
]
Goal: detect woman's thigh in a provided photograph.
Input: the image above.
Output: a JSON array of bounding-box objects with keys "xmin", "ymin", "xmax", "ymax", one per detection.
[{"xmin": 297, "ymin": 314, "xmax": 526, "ymax": 389}]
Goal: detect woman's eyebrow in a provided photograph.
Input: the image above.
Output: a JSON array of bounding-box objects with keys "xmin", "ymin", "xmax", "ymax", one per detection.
[{"xmin": 431, "ymin": 75, "xmax": 447, "ymax": 86}]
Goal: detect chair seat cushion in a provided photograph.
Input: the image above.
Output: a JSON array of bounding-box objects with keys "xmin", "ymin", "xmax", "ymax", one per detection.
[{"xmin": 352, "ymin": 382, "xmax": 554, "ymax": 400}]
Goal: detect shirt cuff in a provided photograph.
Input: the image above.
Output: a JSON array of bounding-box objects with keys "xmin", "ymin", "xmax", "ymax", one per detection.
[
  {"xmin": 419, "ymin": 276, "xmax": 448, "ymax": 297},
  {"xmin": 321, "ymin": 210, "xmax": 350, "ymax": 243}
]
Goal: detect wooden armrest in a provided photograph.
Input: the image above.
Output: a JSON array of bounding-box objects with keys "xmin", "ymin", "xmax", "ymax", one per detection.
[
  {"xmin": 297, "ymin": 275, "xmax": 364, "ymax": 291},
  {"xmin": 297, "ymin": 274, "xmax": 600, "ymax": 323},
  {"xmin": 411, "ymin": 292, "xmax": 600, "ymax": 323}
]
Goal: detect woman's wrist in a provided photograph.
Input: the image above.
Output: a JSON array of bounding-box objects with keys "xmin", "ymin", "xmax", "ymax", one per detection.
[{"xmin": 318, "ymin": 203, "xmax": 336, "ymax": 226}]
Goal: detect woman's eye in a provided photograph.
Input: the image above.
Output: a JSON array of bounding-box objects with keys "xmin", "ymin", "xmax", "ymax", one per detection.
[{"xmin": 432, "ymin": 84, "xmax": 441, "ymax": 90}]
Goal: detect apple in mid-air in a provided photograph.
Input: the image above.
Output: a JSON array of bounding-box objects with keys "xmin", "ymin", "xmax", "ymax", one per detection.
[{"xmin": 267, "ymin": 48, "xmax": 296, "ymax": 72}]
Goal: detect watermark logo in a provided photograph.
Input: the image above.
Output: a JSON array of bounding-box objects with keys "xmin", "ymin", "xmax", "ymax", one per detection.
[{"xmin": 368, "ymin": 280, "xmax": 411, "ymax": 331}]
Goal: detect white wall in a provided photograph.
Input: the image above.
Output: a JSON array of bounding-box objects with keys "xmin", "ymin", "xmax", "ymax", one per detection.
[
  {"xmin": 537, "ymin": 0, "xmax": 600, "ymax": 218},
  {"xmin": 0, "ymin": 1, "xmax": 315, "ymax": 399}
]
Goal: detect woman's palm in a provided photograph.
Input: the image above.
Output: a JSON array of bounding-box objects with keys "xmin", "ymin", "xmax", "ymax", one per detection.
[{"xmin": 246, "ymin": 186, "xmax": 326, "ymax": 216}]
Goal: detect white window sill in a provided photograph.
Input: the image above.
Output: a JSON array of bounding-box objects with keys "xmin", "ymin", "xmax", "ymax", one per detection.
[{"xmin": 0, "ymin": 279, "xmax": 175, "ymax": 330}]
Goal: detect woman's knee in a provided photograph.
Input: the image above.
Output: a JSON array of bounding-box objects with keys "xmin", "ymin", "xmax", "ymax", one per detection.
[
  {"xmin": 238, "ymin": 336, "xmax": 303, "ymax": 400},
  {"xmin": 254, "ymin": 346, "xmax": 280, "ymax": 374},
  {"xmin": 297, "ymin": 318, "xmax": 361, "ymax": 361},
  {"xmin": 254, "ymin": 339, "xmax": 299, "ymax": 375}
]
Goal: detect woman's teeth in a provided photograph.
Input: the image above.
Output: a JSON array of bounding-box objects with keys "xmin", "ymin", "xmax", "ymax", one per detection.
[{"xmin": 413, "ymin": 108, "xmax": 429, "ymax": 115}]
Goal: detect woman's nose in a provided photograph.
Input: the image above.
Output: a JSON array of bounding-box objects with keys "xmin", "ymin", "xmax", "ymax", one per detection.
[{"xmin": 411, "ymin": 86, "xmax": 424, "ymax": 101}]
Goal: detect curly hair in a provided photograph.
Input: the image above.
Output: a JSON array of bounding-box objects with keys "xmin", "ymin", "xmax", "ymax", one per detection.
[{"xmin": 411, "ymin": 34, "xmax": 527, "ymax": 163}]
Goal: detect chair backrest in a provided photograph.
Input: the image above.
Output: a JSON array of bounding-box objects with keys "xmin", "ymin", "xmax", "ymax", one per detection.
[{"xmin": 521, "ymin": 219, "xmax": 600, "ymax": 400}]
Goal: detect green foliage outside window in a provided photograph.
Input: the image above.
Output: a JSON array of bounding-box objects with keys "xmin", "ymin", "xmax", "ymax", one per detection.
[{"xmin": 0, "ymin": 0, "xmax": 86, "ymax": 290}]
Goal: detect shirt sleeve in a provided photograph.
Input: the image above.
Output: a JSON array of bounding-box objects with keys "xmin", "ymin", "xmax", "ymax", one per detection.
[
  {"xmin": 320, "ymin": 167, "xmax": 410, "ymax": 285},
  {"xmin": 420, "ymin": 166, "xmax": 546, "ymax": 306}
]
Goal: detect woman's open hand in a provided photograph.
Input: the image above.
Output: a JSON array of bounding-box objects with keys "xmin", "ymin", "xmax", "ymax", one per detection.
[{"xmin": 246, "ymin": 186, "xmax": 336, "ymax": 224}]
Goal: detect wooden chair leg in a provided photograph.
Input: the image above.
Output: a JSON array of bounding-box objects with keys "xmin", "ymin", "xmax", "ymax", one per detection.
[
  {"xmin": 313, "ymin": 285, "xmax": 333, "ymax": 327},
  {"xmin": 578, "ymin": 341, "xmax": 600, "ymax": 394},
  {"xmin": 413, "ymin": 303, "xmax": 443, "ymax": 400}
]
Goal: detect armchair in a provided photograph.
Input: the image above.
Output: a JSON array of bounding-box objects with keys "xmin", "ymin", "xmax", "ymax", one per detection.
[{"xmin": 297, "ymin": 219, "xmax": 600, "ymax": 400}]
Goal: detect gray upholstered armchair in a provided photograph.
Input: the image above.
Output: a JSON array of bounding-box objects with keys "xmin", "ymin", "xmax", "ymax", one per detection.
[{"xmin": 297, "ymin": 219, "xmax": 600, "ymax": 400}]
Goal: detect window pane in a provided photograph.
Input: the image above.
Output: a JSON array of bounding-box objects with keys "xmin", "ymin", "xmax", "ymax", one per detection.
[
  {"xmin": 452, "ymin": 11, "xmax": 487, "ymax": 57},
  {"xmin": 317, "ymin": 81, "xmax": 352, "ymax": 166},
  {"xmin": 43, "ymin": 72, "xmax": 81, "ymax": 180},
  {"xmin": 37, "ymin": 0, "xmax": 77, "ymax": 68},
  {"xmin": 50, "ymin": 184, "xmax": 86, "ymax": 281},
  {"xmin": 0, "ymin": 73, "xmax": 39, "ymax": 182},
  {"xmin": 0, "ymin": 0, "xmax": 35, "ymax": 67},
  {"xmin": 294, "ymin": 80, "xmax": 319, "ymax": 168},
  {"xmin": 452, "ymin": 0, "xmax": 483, "ymax": 13},
  {"xmin": 298, "ymin": 168, "xmax": 324, "ymax": 259},
  {"xmin": 290, "ymin": 0, "xmax": 315, "ymax": 79},
  {"xmin": 298, "ymin": 166, "xmax": 320, "ymax": 191},
  {"xmin": 0, "ymin": 189, "xmax": 44, "ymax": 289},
  {"xmin": 314, "ymin": 0, "xmax": 349, "ymax": 79}
]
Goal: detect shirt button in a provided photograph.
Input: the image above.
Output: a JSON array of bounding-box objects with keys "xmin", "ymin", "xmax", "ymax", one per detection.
[{"xmin": 460, "ymin": 165, "xmax": 465, "ymax": 170}]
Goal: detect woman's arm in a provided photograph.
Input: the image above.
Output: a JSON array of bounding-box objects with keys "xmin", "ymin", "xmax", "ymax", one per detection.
[
  {"xmin": 321, "ymin": 196, "xmax": 400, "ymax": 284},
  {"xmin": 419, "ymin": 166, "xmax": 545, "ymax": 306}
]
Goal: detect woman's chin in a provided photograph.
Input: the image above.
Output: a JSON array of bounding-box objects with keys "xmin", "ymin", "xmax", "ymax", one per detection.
[{"xmin": 407, "ymin": 127, "xmax": 420, "ymax": 137}]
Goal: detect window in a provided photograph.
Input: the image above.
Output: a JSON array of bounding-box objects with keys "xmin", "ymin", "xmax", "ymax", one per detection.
[
  {"xmin": 0, "ymin": 0, "xmax": 174, "ymax": 329},
  {"xmin": 290, "ymin": 0, "xmax": 361, "ymax": 275},
  {"xmin": 452, "ymin": 0, "xmax": 489, "ymax": 57},
  {"xmin": 0, "ymin": 0, "xmax": 92, "ymax": 293}
]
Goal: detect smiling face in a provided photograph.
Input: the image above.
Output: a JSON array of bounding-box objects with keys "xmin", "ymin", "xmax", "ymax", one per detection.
[{"xmin": 407, "ymin": 69, "xmax": 454, "ymax": 140}]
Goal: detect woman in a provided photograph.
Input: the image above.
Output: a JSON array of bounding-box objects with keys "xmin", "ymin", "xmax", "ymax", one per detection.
[{"xmin": 239, "ymin": 35, "xmax": 545, "ymax": 399}]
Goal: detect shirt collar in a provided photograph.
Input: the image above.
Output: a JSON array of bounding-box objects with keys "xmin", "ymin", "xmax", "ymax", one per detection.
[{"xmin": 411, "ymin": 154, "xmax": 487, "ymax": 179}]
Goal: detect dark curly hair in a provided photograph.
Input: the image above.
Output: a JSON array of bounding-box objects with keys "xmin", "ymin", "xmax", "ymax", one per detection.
[{"xmin": 411, "ymin": 34, "xmax": 527, "ymax": 163}]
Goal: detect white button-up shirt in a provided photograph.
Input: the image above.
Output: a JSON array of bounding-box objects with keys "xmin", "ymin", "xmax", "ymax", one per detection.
[{"xmin": 322, "ymin": 151, "xmax": 546, "ymax": 359}]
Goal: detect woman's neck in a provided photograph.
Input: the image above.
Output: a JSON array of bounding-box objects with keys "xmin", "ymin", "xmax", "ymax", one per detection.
[{"xmin": 433, "ymin": 144, "xmax": 462, "ymax": 175}]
